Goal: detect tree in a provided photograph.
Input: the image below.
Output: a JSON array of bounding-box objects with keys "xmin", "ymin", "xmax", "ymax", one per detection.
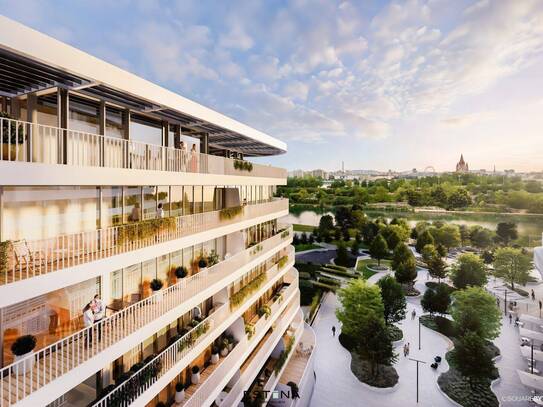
[
  {"xmin": 318, "ymin": 214, "xmax": 335, "ymax": 236},
  {"xmin": 493, "ymin": 247, "xmax": 532, "ymax": 290},
  {"xmin": 293, "ymin": 234, "xmax": 300, "ymax": 245},
  {"xmin": 362, "ymin": 221, "xmax": 379, "ymax": 245},
  {"xmin": 481, "ymin": 250, "xmax": 494, "ymax": 264},
  {"xmin": 469, "ymin": 226, "xmax": 494, "ymax": 249},
  {"xmin": 391, "ymin": 243, "xmax": 413, "ymax": 271},
  {"xmin": 447, "ymin": 188, "xmax": 471, "ymax": 209},
  {"xmin": 395, "ymin": 256, "xmax": 417, "ymax": 287},
  {"xmin": 369, "ymin": 234, "xmax": 389, "ymax": 266},
  {"xmin": 436, "ymin": 243, "xmax": 448, "ymax": 258},
  {"xmin": 377, "ymin": 275, "xmax": 406, "ymax": 325},
  {"xmin": 356, "ymin": 313, "xmax": 398, "ymax": 377},
  {"xmin": 334, "ymin": 228, "xmax": 342, "ymax": 241},
  {"xmin": 308, "ymin": 234, "xmax": 315, "ymax": 244},
  {"xmin": 450, "ymin": 331, "xmax": 495, "ymax": 388},
  {"xmin": 343, "ymin": 228, "xmax": 351, "ymax": 241},
  {"xmin": 450, "ymin": 286, "xmax": 501, "ymax": 341},
  {"xmin": 450, "ymin": 253, "xmax": 487, "ymax": 289},
  {"xmin": 300, "ymin": 232, "xmax": 308, "ymax": 244},
  {"xmin": 416, "ymin": 229, "xmax": 434, "ymax": 253},
  {"xmin": 336, "ymin": 279, "xmax": 384, "ymax": 338},
  {"xmin": 421, "ymin": 244, "xmax": 437, "ymax": 266},
  {"xmin": 335, "ymin": 241, "xmax": 350, "ymax": 267},
  {"xmin": 427, "ymin": 253, "xmax": 447, "ymax": 282},
  {"xmin": 351, "ymin": 239, "xmax": 360, "ymax": 256},
  {"xmin": 458, "ymin": 224, "xmax": 470, "ymax": 246},
  {"xmin": 496, "ymin": 222, "xmax": 518, "ymax": 245},
  {"xmin": 421, "ymin": 283, "xmax": 451, "ymax": 315},
  {"xmin": 433, "ymin": 224, "xmax": 461, "ymax": 251}
]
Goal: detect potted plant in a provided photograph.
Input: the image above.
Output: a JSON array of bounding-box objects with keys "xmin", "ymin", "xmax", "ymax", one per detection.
[
  {"xmin": 198, "ymin": 256, "xmax": 208, "ymax": 272},
  {"xmin": 258, "ymin": 305, "xmax": 271, "ymax": 320},
  {"xmin": 207, "ymin": 250, "xmax": 219, "ymax": 267},
  {"xmin": 211, "ymin": 345, "xmax": 220, "ymax": 364},
  {"xmin": 11, "ymin": 335, "xmax": 36, "ymax": 374},
  {"xmin": 226, "ymin": 334, "xmax": 235, "ymax": 351},
  {"xmin": 1, "ymin": 112, "xmax": 24, "ymax": 160},
  {"xmin": 150, "ymin": 278, "xmax": 164, "ymax": 302},
  {"xmin": 175, "ymin": 266, "xmax": 187, "ymax": 279},
  {"xmin": 220, "ymin": 339, "xmax": 229, "ymax": 357},
  {"xmin": 175, "ymin": 382, "xmax": 185, "ymax": 403},
  {"xmin": 191, "ymin": 365, "xmax": 200, "ymax": 384}
]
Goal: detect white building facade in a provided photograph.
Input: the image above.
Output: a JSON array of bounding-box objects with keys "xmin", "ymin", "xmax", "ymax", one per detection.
[{"xmin": 0, "ymin": 17, "xmax": 314, "ymax": 407}]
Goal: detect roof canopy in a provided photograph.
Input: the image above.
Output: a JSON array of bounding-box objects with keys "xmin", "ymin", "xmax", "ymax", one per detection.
[{"xmin": 0, "ymin": 16, "xmax": 286, "ymax": 157}]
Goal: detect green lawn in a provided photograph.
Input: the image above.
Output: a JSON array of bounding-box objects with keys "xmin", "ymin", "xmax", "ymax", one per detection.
[
  {"xmin": 294, "ymin": 243, "xmax": 321, "ymax": 252},
  {"xmin": 293, "ymin": 224, "xmax": 315, "ymax": 232},
  {"xmin": 356, "ymin": 258, "xmax": 391, "ymax": 279}
]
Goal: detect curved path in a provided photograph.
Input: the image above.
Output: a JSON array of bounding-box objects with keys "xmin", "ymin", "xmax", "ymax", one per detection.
[{"xmin": 311, "ymin": 269, "xmax": 454, "ymax": 407}]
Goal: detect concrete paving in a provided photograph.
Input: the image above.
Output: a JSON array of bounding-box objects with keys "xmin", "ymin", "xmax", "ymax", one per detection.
[{"xmin": 311, "ymin": 285, "xmax": 454, "ymax": 406}]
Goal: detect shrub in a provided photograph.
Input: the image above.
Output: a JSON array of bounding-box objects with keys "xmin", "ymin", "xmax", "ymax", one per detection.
[
  {"xmin": 219, "ymin": 206, "xmax": 243, "ymax": 220},
  {"xmin": 198, "ymin": 257, "xmax": 208, "ymax": 269},
  {"xmin": 318, "ymin": 276, "xmax": 341, "ymax": 286},
  {"xmin": 11, "ymin": 335, "xmax": 37, "ymax": 355},
  {"xmin": 191, "ymin": 365, "xmax": 200, "ymax": 374},
  {"xmin": 175, "ymin": 266, "xmax": 188, "ymax": 278},
  {"xmin": 150, "ymin": 278, "xmax": 163, "ymax": 291},
  {"xmin": 175, "ymin": 382, "xmax": 184, "ymax": 392}
]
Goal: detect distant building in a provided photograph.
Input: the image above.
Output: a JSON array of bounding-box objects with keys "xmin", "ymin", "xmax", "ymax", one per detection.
[
  {"xmin": 288, "ymin": 169, "xmax": 305, "ymax": 178},
  {"xmin": 308, "ymin": 169, "xmax": 328, "ymax": 179},
  {"xmin": 455, "ymin": 154, "xmax": 469, "ymax": 173}
]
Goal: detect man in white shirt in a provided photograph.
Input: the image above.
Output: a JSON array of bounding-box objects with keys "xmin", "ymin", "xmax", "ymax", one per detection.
[{"xmin": 83, "ymin": 303, "xmax": 94, "ymax": 346}]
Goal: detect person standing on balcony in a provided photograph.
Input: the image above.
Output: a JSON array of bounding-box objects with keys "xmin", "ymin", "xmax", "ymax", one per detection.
[
  {"xmin": 129, "ymin": 203, "xmax": 140, "ymax": 222},
  {"xmin": 91, "ymin": 294, "xmax": 105, "ymax": 341},
  {"xmin": 83, "ymin": 303, "xmax": 94, "ymax": 347},
  {"xmin": 180, "ymin": 141, "xmax": 187, "ymax": 171},
  {"xmin": 157, "ymin": 203, "xmax": 165, "ymax": 219},
  {"xmin": 190, "ymin": 144, "xmax": 198, "ymax": 172}
]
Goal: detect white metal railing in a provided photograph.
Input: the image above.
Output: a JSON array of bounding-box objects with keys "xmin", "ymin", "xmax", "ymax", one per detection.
[
  {"xmin": 0, "ymin": 117, "xmax": 287, "ymax": 178},
  {"xmin": 183, "ymin": 281, "xmax": 299, "ymax": 407},
  {"xmin": 0, "ymin": 198, "xmax": 288, "ymax": 285},
  {"xmin": 92, "ymin": 305, "xmax": 228, "ymax": 407},
  {"xmin": 93, "ymin": 255, "xmax": 296, "ymax": 407},
  {"xmin": 0, "ymin": 230, "xmax": 292, "ymax": 406}
]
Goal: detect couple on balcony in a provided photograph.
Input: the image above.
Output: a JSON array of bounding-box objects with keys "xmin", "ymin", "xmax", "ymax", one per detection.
[
  {"xmin": 82, "ymin": 294, "xmax": 105, "ymax": 345},
  {"xmin": 178, "ymin": 141, "xmax": 199, "ymax": 172}
]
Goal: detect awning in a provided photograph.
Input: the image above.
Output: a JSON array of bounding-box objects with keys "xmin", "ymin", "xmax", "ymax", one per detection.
[
  {"xmin": 519, "ymin": 370, "xmax": 543, "ymax": 391},
  {"xmin": 520, "ymin": 327, "xmax": 543, "ymax": 343}
]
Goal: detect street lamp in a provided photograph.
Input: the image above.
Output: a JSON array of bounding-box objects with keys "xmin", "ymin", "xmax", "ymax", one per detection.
[
  {"xmin": 409, "ymin": 357, "xmax": 427, "ymax": 403},
  {"xmin": 418, "ymin": 317, "xmax": 421, "ymax": 350}
]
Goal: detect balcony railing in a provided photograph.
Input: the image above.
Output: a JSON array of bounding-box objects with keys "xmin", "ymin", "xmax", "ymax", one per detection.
[
  {"xmin": 182, "ymin": 282, "xmax": 300, "ymax": 407},
  {"xmin": 0, "ymin": 117, "xmax": 287, "ymax": 178},
  {"xmin": 0, "ymin": 198, "xmax": 288, "ymax": 285},
  {"xmin": 0, "ymin": 233, "xmax": 293, "ymax": 406},
  {"xmin": 92, "ymin": 261, "xmax": 298, "ymax": 407}
]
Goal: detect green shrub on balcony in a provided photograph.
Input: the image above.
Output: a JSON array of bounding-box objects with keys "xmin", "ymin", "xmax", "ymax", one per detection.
[
  {"xmin": 280, "ymin": 229, "xmax": 290, "ymax": 239},
  {"xmin": 277, "ymin": 255, "xmax": 289, "ymax": 269},
  {"xmin": 117, "ymin": 217, "xmax": 177, "ymax": 245},
  {"xmin": 245, "ymin": 323, "xmax": 256, "ymax": 339},
  {"xmin": 258, "ymin": 304, "xmax": 271, "ymax": 319},
  {"xmin": 274, "ymin": 336, "xmax": 295, "ymax": 374},
  {"xmin": 233, "ymin": 159, "xmax": 254, "ymax": 172},
  {"xmin": 177, "ymin": 320, "xmax": 210, "ymax": 353},
  {"xmin": 0, "ymin": 240, "xmax": 10, "ymax": 276},
  {"xmin": 219, "ymin": 206, "xmax": 243, "ymax": 220},
  {"xmin": 230, "ymin": 272, "xmax": 267, "ymax": 310},
  {"xmin": 250, "ymin": 244, "xmax": 263, "ymax": 256},
  {"xmin": 0, "ymin": 112, "xmax": 24, "ymax": 144}
]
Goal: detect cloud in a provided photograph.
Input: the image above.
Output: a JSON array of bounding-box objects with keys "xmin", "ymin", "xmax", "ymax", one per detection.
[{"xmin": 219, "ymin": 25, "xmax": 254, "ymax": 51}]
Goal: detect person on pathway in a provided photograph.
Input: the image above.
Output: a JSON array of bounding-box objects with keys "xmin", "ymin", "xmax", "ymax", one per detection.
[
  {"xmin": 403, "ymin": 343, "xmax": 407, "ymax": 357},
  {"xmin": 532, "ymin": 289, "xmax": 536, "ymax": 301},
  {"xmin": 497, "ymin": 297, "xmax": 500, "ymax": 308},
  {"xmin": 406, "ymin": 342, "xmax": 410, "ymax": 356},
  {"xmin": 509, "ymin": 313, "xmax": 512, "ymax": 324},
  {"xmin": 332, "ymin": 326, "xmax": 336, "ymax": 337},
  {"xmin": 411, "ymin": 309, "xmax": 416, "ymax": 320}
]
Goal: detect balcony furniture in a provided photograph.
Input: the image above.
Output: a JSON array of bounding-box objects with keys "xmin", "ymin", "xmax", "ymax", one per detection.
[{"xmin": 12, "ymin": 239, "xmax": 46, "ymax": 268}]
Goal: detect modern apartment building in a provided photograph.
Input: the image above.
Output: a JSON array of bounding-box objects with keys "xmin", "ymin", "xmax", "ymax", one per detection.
[{"xmin": 0, "ymin": 16, "xmax": 315, "ymax": 407}]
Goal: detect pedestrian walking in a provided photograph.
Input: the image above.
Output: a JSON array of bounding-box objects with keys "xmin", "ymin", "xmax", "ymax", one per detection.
[
  {"xmin": 411, "ymin": 309, "xmax": 416, "ymax": 320},
  {"xmin": 406, "ymin": 342, "xmax": 410, "ymax": 356},
  {"xmin": 539, "ymin": 300, "xmax": 542, "ymax": 318},
  {"xmin": 332, "ymin": 326, "xmax": 336, "ymax": 337},
  {"xmin": 532, "ymin": 289, "xmax": 536, "ymax": 301},
  {"xmin": 496, "ymin": 297, "xmax": 500, "ymax": 308},
  {"xmin": 509, "ymin": 313, "xmax": 512, "ymax": 324},
  {"xmin": 403, "ymin": 343, "xmax": 407, "ymax": 357}
]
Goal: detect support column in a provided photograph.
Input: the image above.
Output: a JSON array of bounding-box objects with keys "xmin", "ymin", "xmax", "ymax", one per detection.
[
  {"xmin": 0, "ymin": 96, "xmax": 5, "ymax": 113},
  {"xmin": 200, "ymin": 133, "xmax": 209, "ymax": 154},
  {"xmin": 98, "ymin": 101, "xmax": 106, "ymax": 166},
  {"xmin": 122, "ymin": 109, "xmax": 130, "ymax": 168},
  {"xmin": 57, "ymin": 88, "xmax": 69, "ymax": 164},
  {"xmin": 26, "ymin": 93, "xmax": 38, "ymax": 162},
  {"xmin": 174, "ymin": 124, "xmax": 181, "ymax": 148},
  {"xmin": 10, "ymin": 98, "xmax": 20, "ymax": 120},
  {"xmin": 161, "ymin": 121, "xmax": 169, "ymax": 171}
]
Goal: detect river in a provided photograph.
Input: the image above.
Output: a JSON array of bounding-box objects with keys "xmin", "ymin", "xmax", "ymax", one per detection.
[{"xmin": 283, "ymin": 208, "xmax": 543, "ymax": 244}]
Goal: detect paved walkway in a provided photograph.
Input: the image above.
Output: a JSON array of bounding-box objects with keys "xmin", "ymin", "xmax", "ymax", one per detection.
[{"xmin": 311, "ymin": 274, "xmax": 454, "ymax": 407}]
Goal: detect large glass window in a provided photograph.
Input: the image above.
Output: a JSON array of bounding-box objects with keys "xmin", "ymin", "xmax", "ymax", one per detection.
[
  {"xmin": 106, "ymin": 107, "xmax": 123, "ymax": 139},
  {"xmin": 130, "ymin": 116, "xmax": 162, "ymax": 146},
  {"xmin": 170, "ymin": 186, "xmax": 183, "ymax": 217},
  {"xmin": 123, "ymin": 263, "xmax": 142, "ymax": 304},
  {"xmin": 102, "ymin": 186, "xmax": 123, "ymax": 228},
  {"xmin": 143, "ymin": 186, "xmax": 157, "ymax": 220},
  {"xmin": 183, "ymin": 186, "xmax": 193, "ymax": 215},
  {"xmin": 142, "ymin": 259, "xmax": 156, "ymax": 298},
  {"xmin": 124, "ymin": 186, "xmax": 141, "ymax": 223},
  {"xmin": 2, "ymin": 186, "xmax": 99, "ymax": 240},
  {"xmin": 157, "ymin": 254, "xmax": 170, "ymax": 286},
  {"xmin": 157, "ymin": 186, "xmax": 170, "ymax": 216},
  {"xmin": 203, "ymin": 186, "xmax": 216, "ymax": 212},
  {"xmin": 69, "ymin": 96, "xmax": 99, "ymax": 134}
]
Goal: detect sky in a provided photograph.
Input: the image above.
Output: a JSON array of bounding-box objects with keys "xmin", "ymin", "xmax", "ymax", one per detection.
[{"xmin": 1, "ymin": 0, "xmax": 543, "ymax": 172}]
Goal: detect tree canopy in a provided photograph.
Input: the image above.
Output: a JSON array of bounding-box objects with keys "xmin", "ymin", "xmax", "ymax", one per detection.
[
  {"xmin": 450, "ymin": 286, "xmax": 501, "ymax": 341},
  {"xmin": 416, "ymin": 229, "xmax": 435, "ymax": 253},
  {"xmin": 450, "ymin": 331, "xmax": 496, "ymax": 388},
  {"xmin": 421, "ymin": 283, "xmax": 451, "ymax": 315},
  {"xmin": 369, "ymin": 234, "xmax": 389, "ymax": 266},
  {"xmin": 377, "ymin": 276, "xmax": 406, "ymax": 325},
  {"xmin": 493, "ymin": 247, "xmax": 532, "ymax": 289},
  {"xmin": 495, "ymin": 222, "xmax": 518, "ymax": 245},
  {"xmin": 450, "ymin": 253, "xmax": 487, "ymax": 289}
]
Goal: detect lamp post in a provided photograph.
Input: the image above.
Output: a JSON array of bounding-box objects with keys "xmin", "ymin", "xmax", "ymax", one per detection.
[
  {"xmin": 409, "ymin": 357, "xmax": 427, "ymax": 403},
  {"xmin": 418, "ymin": 317, "xmax": 421, "ymax": 350}
]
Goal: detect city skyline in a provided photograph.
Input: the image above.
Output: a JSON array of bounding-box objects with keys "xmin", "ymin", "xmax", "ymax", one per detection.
[{"xmin": 0, "ymin": 0, "xmax": 542, "ymax": 172}]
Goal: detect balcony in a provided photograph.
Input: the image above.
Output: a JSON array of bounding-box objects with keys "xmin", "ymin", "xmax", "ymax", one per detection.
[
  {"xmin": 0, "ymin": 117, "xmax": 286, "ymax": 179},
  {"xmin": 0, "ymin": 240, "xmax": 294, "ymax": 406},
  {"xmin": 182, "ymin": 287, "xmax": 300, "ymax": 407},
  {"xmin": 0, "ymin": 198, "xmax": 288, "ymax": 287},
  {"xmin": 92, "ymin": 268, "xmax": 299, "ymax": 407}
]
